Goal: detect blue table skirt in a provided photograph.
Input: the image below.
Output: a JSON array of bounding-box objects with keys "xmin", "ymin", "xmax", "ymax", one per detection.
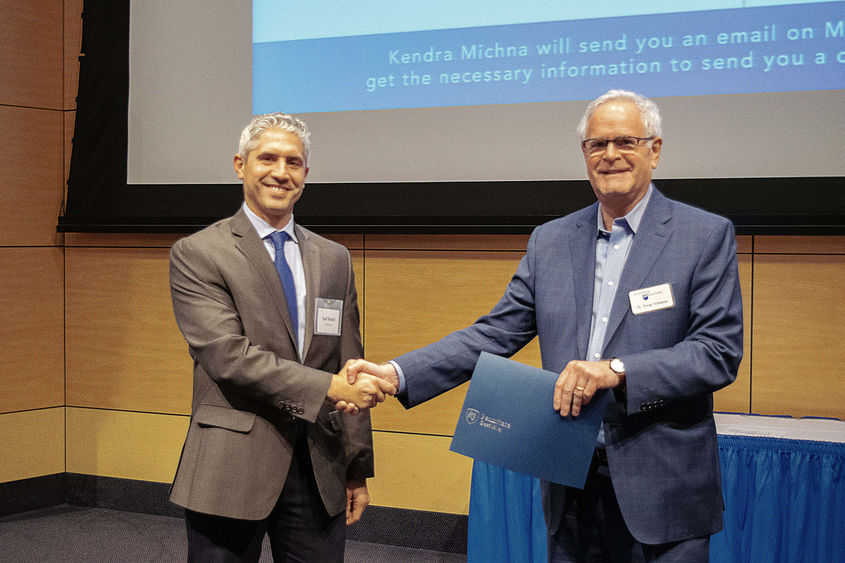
[{"xmin": 468, "ymin": 435, "xmax": 844, "ymax": 562}]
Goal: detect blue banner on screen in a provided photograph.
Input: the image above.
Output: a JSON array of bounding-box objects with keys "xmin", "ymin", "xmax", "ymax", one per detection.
[{"xmin": 253, "ymin": 2, "xmax": 845, "ymax": 114}]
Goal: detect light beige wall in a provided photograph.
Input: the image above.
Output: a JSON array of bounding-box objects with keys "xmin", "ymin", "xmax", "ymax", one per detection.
[
  {"xmin": 750, "ymin": 237, "xmax": 845, "ymax": 416},
  {"xmin": 58, "ymin": 231, "xmax": 844, "ymax": 517},
  {"xmin": 0, "ymin": 0, "xmax": 80, "ymax": 483},
  {"xmin": 2, "ymin": 2, "xmax": 844, "ymax": 518}
]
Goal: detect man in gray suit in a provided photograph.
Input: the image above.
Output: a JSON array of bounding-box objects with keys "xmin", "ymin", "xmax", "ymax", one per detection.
[
  {"xmin": 169, "ymin": 113, "xmax": 395, "ymax": 561},
  {"xmin": 348, "ymin": 90, "xmax": 743, "ymax": 561}
]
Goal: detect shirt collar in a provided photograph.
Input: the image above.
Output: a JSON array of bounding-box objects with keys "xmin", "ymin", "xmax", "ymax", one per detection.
[
  {"xmin": 242, "ymin": 202, "xmax": 298, "ymax": 243},
  {"xmin": 596, "ymin": 183, "xmax": 653, "ymax": 236}
]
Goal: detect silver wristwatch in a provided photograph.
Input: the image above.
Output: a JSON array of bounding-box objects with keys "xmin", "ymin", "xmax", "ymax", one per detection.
[{"xmin": 609, "ymin": 358, "xmax": 626, "ymax": 380}]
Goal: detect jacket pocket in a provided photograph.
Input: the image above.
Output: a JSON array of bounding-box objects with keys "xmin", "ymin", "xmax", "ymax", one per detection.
[{"xmin": 195, "ymin": 404, "xmax": 255, "ymax": 433}]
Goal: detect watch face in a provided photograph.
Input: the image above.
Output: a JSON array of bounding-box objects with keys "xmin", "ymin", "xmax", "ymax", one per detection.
[{"xmin": 611, "ymin": 359, "xmax": 625, "ymax": 374}]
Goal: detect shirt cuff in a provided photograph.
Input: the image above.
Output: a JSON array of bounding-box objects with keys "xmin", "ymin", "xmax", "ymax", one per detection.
[{"xmin": 388, "ymin": 360, "xmax": 407, "ymax": 394}]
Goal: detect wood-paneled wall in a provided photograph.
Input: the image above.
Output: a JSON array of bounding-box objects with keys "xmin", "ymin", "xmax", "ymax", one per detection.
[
  {"xmin": 54, "ymin": 231, "xmax": 844, "ymax": 516},
  {"xmin": 0, "ymin": 0, "xmax": 81, "ymax": 484},
  {"xmin": 1, "ymin": 2, "xmax": 843, "ymax": 518}
]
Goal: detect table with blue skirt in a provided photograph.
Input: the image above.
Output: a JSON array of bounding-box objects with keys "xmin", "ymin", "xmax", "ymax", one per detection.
[{"xmin": 467, "ymin": 413, "xmax": 845, "ymax": 563}]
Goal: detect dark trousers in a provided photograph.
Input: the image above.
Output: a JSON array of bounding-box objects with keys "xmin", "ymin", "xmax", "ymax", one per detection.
[
  {"xmin": 548, "ymin": 450, "xmax": 709, "ymax": 563},
  {"xmin": 185, "ymin": 438, "xmax": 345, "ymax": 562}
]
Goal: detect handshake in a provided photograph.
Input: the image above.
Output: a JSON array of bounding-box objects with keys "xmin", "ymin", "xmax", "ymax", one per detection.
[
  {"xmin": 327, "ymin": 359, "xmax": 400, "ymax": 414},
  {"xmin": 327, "ymin": 359, "xmax": 399, "ymax": 414}
]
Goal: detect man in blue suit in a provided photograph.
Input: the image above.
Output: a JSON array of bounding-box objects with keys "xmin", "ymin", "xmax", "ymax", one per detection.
[{"xmin": 348, "ymin": 90, "xmax": 743, "ymax": 561}]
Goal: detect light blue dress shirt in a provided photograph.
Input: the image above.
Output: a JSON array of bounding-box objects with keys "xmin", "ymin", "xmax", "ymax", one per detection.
[{"xmin": 590, "ymin": 185, "xmax": 652, "ymax": 445}]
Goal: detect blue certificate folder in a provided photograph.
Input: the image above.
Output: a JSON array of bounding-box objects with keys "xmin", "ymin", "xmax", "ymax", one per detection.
[{"xmin": 450, "ymin": 352, "xmax": 610, "ymax": 488}]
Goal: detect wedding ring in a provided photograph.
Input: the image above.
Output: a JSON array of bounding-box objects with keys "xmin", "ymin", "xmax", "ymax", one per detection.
[{"xmin": 575, "ymin": 386, "xmax": 585, "ymax": 391}]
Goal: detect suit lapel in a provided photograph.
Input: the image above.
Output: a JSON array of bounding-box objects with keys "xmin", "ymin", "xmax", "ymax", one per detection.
[
  {"xmin": 571, "ymin": 205, "xmax": 599, "ymax": 361},
  {"xmin": 296, "ymin": 224, "xmax": 321, "ymax": 361},
  {"xmin": 602, "ymin": 190, "xmax": 673, "ymax": 353},
  {"xmin": 230, "ymin": 209, "xmax": 298, "ymax": 348}
]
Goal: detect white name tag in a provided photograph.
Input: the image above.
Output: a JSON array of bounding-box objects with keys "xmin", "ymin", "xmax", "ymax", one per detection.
[
  {"xmin": 314, "ymin": 298, "xmax": 343, "ymax": 336},
  {"xmin": 629, "ymin": 283, "xmax": 675, "ymax": 315}
]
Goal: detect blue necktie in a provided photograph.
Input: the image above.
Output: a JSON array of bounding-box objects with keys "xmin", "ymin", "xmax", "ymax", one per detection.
[{"xmin": 267, "ymin": 231, "xmax": 299, "ymax": 341}]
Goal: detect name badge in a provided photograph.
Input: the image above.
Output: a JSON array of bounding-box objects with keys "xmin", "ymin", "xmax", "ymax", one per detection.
[
  {"xmin": 314, "ymin": 298, "xmax": 343, "ymax": 336},
  {"xmin": 629, "ymin": 283, "xmax": 675, "ymax": 315}
]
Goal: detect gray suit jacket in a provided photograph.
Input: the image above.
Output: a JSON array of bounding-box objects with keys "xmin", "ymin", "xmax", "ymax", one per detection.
[
  {"xmin": 394, "ymin": 188, "xmax": 743, "ymax": 544},
  {"xmin": 168, "ymin": 208, "xmax": 371, "ymax": 520}
]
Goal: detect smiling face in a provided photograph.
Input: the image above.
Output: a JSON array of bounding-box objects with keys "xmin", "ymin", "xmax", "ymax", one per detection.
[
  {"xmin": 583, "ymin": 100, "xmax": 662, "ymax": 221},
  {"xmin": 234, "ymin": 128, "xmax": 309, "ymax": 229}
]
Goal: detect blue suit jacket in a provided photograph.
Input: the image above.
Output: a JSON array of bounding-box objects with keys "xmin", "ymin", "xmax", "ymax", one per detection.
[{"xmin": 394, "ymin": 188, "xmax": 743, "ymax": 544}]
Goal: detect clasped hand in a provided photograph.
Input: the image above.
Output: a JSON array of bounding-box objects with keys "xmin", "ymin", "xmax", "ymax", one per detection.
[
  {"xmin": 328, "ymin": 359, "xmax": 397, "ymax": 413},
  {"xmin": 333, "ymin": 359, "xmax": 400, "ymax": 414},
  {"xmin": 554, "ymin": 359, "xmax": 624, "ymax": 417}
]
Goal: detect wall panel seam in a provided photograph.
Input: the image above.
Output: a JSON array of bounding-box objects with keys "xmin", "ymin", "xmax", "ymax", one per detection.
[
  {"xmin": 0, "ymin": 103, "xmax": 66, "ymax": 112},
  {"xmin": 63, "ymin": 245, "xmax": 174, "ymax": 249},
  {"xmin": 65, "ymin": 406, "xmax": 190, "ymax": 418},
  {"xmin": 750, "ymin": 252, "xmax": 845, "ymax": 256},
  {"xmin": 748, "ymin": 236, "xmax": 755, "ymax": 413},
  {"xmin": 373, "ymin": 429, "xmax": 454, "ymax": 439},
  {"xmin": 0, "ymin": 406, "xmax": 65, "ymax": 417},
  {"xmin": 363, "ymin": 248, "xmax": 527, "ymax": 253},
  {"xmin": 0, "ymin": 245, "xmax": 65, "ymax": 249}
]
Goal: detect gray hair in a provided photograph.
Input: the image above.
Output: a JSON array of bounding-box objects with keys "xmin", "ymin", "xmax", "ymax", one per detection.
[
  {"xmin": 576, "ymin": 89, "xmax": 662, "ymax": 140},
  {"xmin": 238, "ymin": 113, "xmax": 311, "ymax": 164}
]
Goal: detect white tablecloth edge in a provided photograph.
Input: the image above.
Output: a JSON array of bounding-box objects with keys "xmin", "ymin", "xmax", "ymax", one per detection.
[{"xmin": 715, "ymin": 412, "xmax": 845, "ymax": 443}]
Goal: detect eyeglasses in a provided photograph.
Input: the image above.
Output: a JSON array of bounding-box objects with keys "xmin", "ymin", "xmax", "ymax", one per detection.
[{"xmin": 581, "ymin": 136, "xmax": 655, "ymax": 155}]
